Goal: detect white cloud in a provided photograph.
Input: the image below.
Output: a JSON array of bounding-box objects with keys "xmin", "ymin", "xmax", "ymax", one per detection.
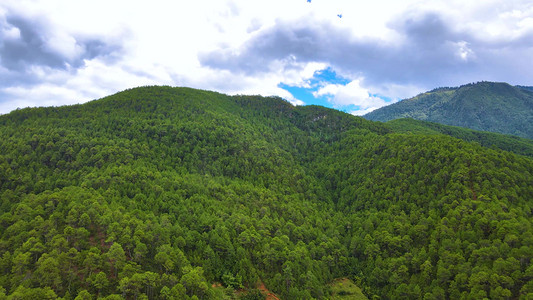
[
  {"xmin": 281, "ymin": 62, "xmax": 328, "ymax": 88},
  {"xmin": 368, "ymin": 83, "xmax": 424, "ymax": 101},
  {"xmin": 350, "ymin": 106, "xmax": 383, "ymax": 116},
  {"xmin": 1, "ymin": 25, "xmax": 19, "ymax": 40},
  {"xmin": 454, "ymin": 41, "xmax": 475, "ymax": 61},
  {"xmin": 314, "ymin": 79, "xmax": 390, "ymax": 112},
  {"xmin": 44, "ymin": 32, "xmax": 83, "ymax": 62},
  {"xmin": 0, "ymin": 0, "xmax": 532, "ymax": 114}
]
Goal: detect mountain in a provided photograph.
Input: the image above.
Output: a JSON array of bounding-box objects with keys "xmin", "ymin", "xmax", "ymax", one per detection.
[
  {"xmin": 1, "ymin": 86, "xmax": 533, "ymax": 299},
  {"xmin": 518, "ymin": 85, "xmax": 533, "ymax": 92},
  {"xmin": 364, "ymin": 81, "xmax": 533, "ymax": 139},
  {"xmin": 386, "ymin": 118, "xmax": 533, "ymax": 157}
]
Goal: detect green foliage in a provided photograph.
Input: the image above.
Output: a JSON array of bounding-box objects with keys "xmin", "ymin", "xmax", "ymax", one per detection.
[
  {"xmin": 0, "ymin": 86, "xmax": 532, "ymax": 299},
  {"xmin": 222, "ymin": 272, "xmax": 243, "ymax": 289},
  {"xmin": 387, "ymin": 118, "xmax": 533, "ymax": 157},
  {"xmin": 365, "ymin": 81, "xmax": 533, "ymax": 139},
  {"xmin": 239, "ymin": 289, "xmax": 265, "ymax": 300},
  {"xmin": 330, "ymin": 278, "xmax": 368, "ymax": 299}
]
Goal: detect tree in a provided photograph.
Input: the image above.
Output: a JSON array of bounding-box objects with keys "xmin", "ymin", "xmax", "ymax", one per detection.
[
  {"xmin": 34, "ymin": 255, "xmax": 62, "ymax": 290},
  {"xmin": 74, "ymin": 289, "xmax": 92, "ymax": 300},
  {"xmin": 91, "ymin": 271, "xmax": 109, "ymax": 296},
  {"xmin": 11, "ymin": 252, "xmax": 30, "ymax": 275},
  {"xmin": 7, "ymin": 286, "xmax": 57, "ymax": 299},
  {"xmin": 107, "ymin": 242, "xmax": 126, "ymax": 276},
  {"xmin": 180, "ymin": 267, "xmax": 211, "ymax": 299}
]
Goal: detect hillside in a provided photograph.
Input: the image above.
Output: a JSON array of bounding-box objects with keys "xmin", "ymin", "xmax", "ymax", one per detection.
[
  {"xmin": 518, "ymin": 86, "xmax": 533, "ymax": 92},
  {"xmin": 364, "ymin": 82, "xmax": 533, "ymax": 139},
  {"xmin": 386, "ymin": 118, "xmax": 533, "ymax": 157},
  {"xmin": 0, "ymin": 86, "xmax": 533, "ymax": 299}
]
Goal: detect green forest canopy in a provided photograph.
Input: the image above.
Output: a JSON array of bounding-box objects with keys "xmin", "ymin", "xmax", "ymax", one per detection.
[
  {"xmin": 0, "ymin": 86, "xmax": 532, "ymax": 299},
  {"xmin": 364, "ymin": 81, "xmax": 533, "ymax": 139}
]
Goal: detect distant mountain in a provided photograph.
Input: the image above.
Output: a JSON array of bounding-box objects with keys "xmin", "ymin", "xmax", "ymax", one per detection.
[
  {"xmin": 517, "ymin": 85, "xmax": 533, "ymax": 92},
  {"xmin": 364, "ymin": 81, "xmax": 533, "ymax": 139}
]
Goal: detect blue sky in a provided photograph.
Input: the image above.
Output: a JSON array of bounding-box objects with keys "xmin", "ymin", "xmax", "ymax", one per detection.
[
  {"xmin": 279, "ymin": 68, "xmax": 349, "ymax": 106},
  {"xmin": 279, "ymin": 68, "xmax": 395, "ymax": 115},
  {"xmin": 0, "ymin": 0, "xmax": 532, "ymax": 114},
  {"xmin": 278, "ymin": 68, "xmax": 394, "ymax": 115}
]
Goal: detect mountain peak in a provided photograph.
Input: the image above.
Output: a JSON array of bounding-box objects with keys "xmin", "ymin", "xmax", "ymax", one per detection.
[{"xmin": 364, "ymin": 81, "xmax": 533, "ymax": 139}]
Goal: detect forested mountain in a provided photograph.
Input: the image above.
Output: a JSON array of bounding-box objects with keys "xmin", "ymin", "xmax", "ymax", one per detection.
[
  {"xmin": 518, "ymin": 86, "xmax": 533, "ymax": 93},
  {"xmin": 386, "ymin": 118, "xmax": 533, "ymax": 158},
  {"xmin": 1, "ymin": 86, "xmax": 533, "ymax": 299},
  {"xmin": 364, "ymin": 82, "xmax": 533, "ymax": 139}
]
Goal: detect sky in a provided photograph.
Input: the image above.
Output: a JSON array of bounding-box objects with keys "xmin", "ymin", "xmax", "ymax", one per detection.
[{"xmin": 0, "ymin": 0, "xmax": 532, "ymax": 115}]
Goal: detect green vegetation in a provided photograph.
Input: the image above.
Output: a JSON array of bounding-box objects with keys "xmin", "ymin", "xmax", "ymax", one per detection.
[
  {"xmin": 365, "ymin": 81, "xmax": 533, "ymax": 139},
  {"xmin": 387, "ymin": 118, "xmax": 533, "ymax": 157},
  {"xmin": 330, "ymin": 278, "xmax": 367, "ymax": 299},
  {"xmin": 518, "ymin": 86, "xmax": 533, "ymax": 92},
  {"xmin": 0, "ymin": 86, "xmax": 532, "ymax": 299}
]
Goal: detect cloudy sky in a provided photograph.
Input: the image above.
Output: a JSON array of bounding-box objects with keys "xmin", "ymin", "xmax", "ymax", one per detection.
[{"xmin": 1, "ymin": 0, "xmax": 532, "ymax": 115}]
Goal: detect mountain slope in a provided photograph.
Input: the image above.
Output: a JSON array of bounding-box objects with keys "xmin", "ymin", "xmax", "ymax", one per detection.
[
  {"xmin": 518, "ymin": 85, "xmax": 533, "ymax": 92},
  {"xmin": 364, "ymin": 81, "xmax": 533, "ymax": 139},
  {"xmin": 0, "ymin": 86, "xmax": 533, "ymax": 299},
  {"xmin": 386, "ymin": 118, "xmax": 533, "ymax": 157}
]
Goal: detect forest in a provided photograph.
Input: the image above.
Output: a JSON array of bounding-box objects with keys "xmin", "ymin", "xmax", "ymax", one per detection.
[
  {"xmin": 0, "ymin": 86, "xmax": 532, "ymax": 299},
  {"xmin": 364, "ymin": 81, "xmax": 533, "ymax": 140}
]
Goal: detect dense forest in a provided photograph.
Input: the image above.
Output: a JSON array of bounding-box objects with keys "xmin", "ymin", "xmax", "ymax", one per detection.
[
  {"xmin": 364, "ymin": 81, "xmax": 533, "ymax": 139},
  {"xmin": 0, "ymin": 86, "xmax": 532, "ymax": 299},
  {"xmin": 386, "ymin": 118, "xmax": 533, "ymax": 158}
]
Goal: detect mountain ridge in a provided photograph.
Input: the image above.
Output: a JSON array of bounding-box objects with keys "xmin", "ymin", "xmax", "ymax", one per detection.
[
  {"xmin": 364, "ymin": 81, "xmax": 533, "ymax": 139},
  {"xmin": 386, "ymin": 118, "xmax": 533, "ymax": 157}
]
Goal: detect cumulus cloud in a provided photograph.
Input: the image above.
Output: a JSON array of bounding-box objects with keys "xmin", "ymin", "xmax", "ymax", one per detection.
[
  {"xmin": 0, "ymin": 13, "xmax": 121, "ymax": 73},
  {"xmin": 0, "ymin": 6, "xmax": 126, "ymax": 113},
  {"xmin": 200, "ymin": 8, "xmax": 533, "ymax": 93},
  {"xmin": 1, "ymin": 0, "xmax": 532, "ymax": 114},
  {"xmin": 313, "ymin": 79, "xmax": 389, "ymax": 114}
]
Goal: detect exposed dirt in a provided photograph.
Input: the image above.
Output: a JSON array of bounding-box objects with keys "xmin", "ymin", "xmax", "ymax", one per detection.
[
  {"xmin": 88, "ymin": 226, "xmax": 111, "ymax": 250},
  {"xmin": 335, "ymin": 277, "xmax": 351, "ymax": 284},
  {"xmin": 258, "ymin": 281, "xmax": 281, "ymax": 300}
]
